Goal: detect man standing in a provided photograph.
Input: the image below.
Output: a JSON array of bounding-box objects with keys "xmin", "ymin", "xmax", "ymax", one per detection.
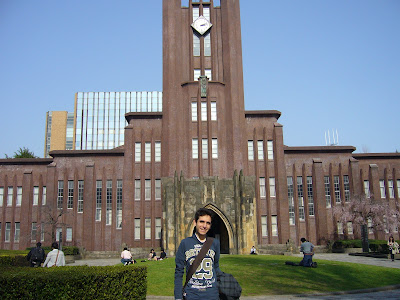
[
  {"xmin": 174, "ymin": 208, "xmax": 221, "ymax": 300},
  {"xmin": 43, "ymin": 242, "xmax": 65, "ymax": 267},
  {"xmin": 300, "ymin": 237, "xmax": 314, "ymax": 267},
  {"xmin": 27, "ymin": 242, "xmax": 45, "ymax": 267}
]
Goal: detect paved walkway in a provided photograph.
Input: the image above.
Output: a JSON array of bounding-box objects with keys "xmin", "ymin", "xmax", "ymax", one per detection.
[{"xmin": 68, "ymin": 253, "xmax": 400, "ymax": 299}]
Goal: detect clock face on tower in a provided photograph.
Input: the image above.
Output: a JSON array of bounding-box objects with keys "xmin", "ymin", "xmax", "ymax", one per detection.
[{"xmin": 191, "ymin": 15, "xmax": 212, "ymax": 35}]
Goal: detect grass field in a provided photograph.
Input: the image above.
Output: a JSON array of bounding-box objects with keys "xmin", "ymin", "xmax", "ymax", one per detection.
[{"xmin": 136, "ymin": 255, "xmax": 400, "ymax": 296}]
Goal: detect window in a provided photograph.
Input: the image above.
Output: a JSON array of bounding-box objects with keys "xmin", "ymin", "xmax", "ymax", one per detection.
[
  {"xmin": 307, "ymin": 176, "xmax": 314, "ymax": 216},
  {"xmin": 56, "ymin": 228, "xmax": 62, "ymax": 242},
  {"xmin": 194, "ymin": 69, "xmax": 201, "ymax": 81},
  {"xmin": 261, "ymin": 216, "xmax": 268, "ymax": 236},
  {"xmin": 33, "ymin": 186, "xmax": 39, "ymax": 206},
  {"xmin": 193, "ymin": 32, "xmax": 200, "ymax": 56},
  {"xmin": 42, "ymin": 186, "xmax": 47, "ymax": 205},
  {"xmin": 116, "ymin": 180, "xmax": 123, "ymax": 229},
  {"xmin": 192, "ymin": 5, "xmax": 199, "ymax": 21},
  {"xmin": 202, "ymin": 138, "xmax": 208, "ymax": 159},
  {"xmin": 297, "ymin": 177, "xmax": 304, "ymax": 220},
  {"xmin": 201, "ymin": 102, "xmax": 207, "ymax": 121},
  {"xmin": 203, "ymin": 6, "xmax": 210, "ymax": 20},
  {"xmin": 145, "ymin": 142, "xmax": 151, "ymax": 162},
  {"xmin": 155, "ymin": 179, "xmax": 161, "ymax": 200},
  {"xmin": 269, "ymin": 177, "xmax": 276, "ymax": 197},
  {"xmin": 134, "ymin": 219, "xmax": 140, "ymax": 240},
  {"xmin": 31, "ymin": 222, "xmax": 37, "ymax": 242},
  {"xmin": 334, "ymin": 176, "xmax": 341, "ymax": 203},
  {"xmin": 155, "ymin": 141, "xmax": 161, "ymax": 162},
  {"xmin": 65, "ymin": 227, "xmax": 72, "ymax": 242},
  {"xmin": 145, "ymin": 218, "xmax": 151, "ymax": 239},
  {"xmin": 271, "ymin": 216, "xmax": 278, "ymax": 236},
  {"xmin": 78, "ymin": 181, "xmax": 84, "ymax": 213},
  {"xmin": 145, "ymin": 180, "xmax": 151, "ymax": 200},
  {"xmin": 337, "ymin": 222, "xmax": 343, "ymax": 234},
  {"xmin": 7, "ymin": 187, "xmax": 13, "ymax": 206},
  {"xmin": 388, "ymin": 180, "xmax": 394, "ymax": 198},
  {"xmin": 192, "ymin": 139, "xmax": 199, "ymax": 159},
  {"xmin": 155, "ymin": 218, "xmax": 162, "ymax": 239},
  {"xmin": 0, "ymin": 187, "xmax": 3, "ymax": 207},
  {"xmin": 96, "ymin": 180, "xmax": 102, "ymax": 221},
  {"xmin": 135, "ymin": 142, "xmax": 141, "ymax": 162},
  {"xmin": 287, "ymin": 177, "xmax": 295, "ymax": 225},
  {"xmin": 267, "ymin": 141, "xmax": 273, "ymax": 160},
  {"xmin": 57, "ymin": 181, "xmax": 64, "ymax": 209},
  {"xmin": 67, "ymin": 180, "xmax": 74, "ymax": 209},
  {"xmin": 191, "ymin": 102, "xmax": 198, "ymax": 121},
  {"xmin": 205, "ymin": 69, "xmax": 212, "ymax": 80},
  {"xmin": 324, "ymin": 176, "xmax": 331, "ymax": 208},
  {"xmin": 380, "ymin": 180, "xmax": 386, "ymax": 198},
  {"xmin": 210, "ymin": 102, "xmax": 217, "ymax": 121},
  {"xmin": 368, "ymin": 218, "xmax": 373, "ymax": 234},
  {"xmin": 14, "ymin": 222, "xmax": 20, "ymax": 242},
  {"xmin": 259, "ymin": 178, "xmax": 266, "ymax": 198},
  {"xmin": 347, "ymin": 222, "xmax": 353, "ymax": 235},
  {"xmin": 41, "ymin": 223, "xmax": 45, "ymax": 242},
  {"xmin": 257, "ymin": 141, "xmax": 264, "ymax": 160},
  {"xmin": 364, "ymin": 180, "xmax": 370, "ymax": 198},
  {"xmin": 16, "ymin": 186, "xmax": 22, "ymax": 206},
  {"xmin": 212, "ymin": 139, "xmax": 218, "ymax": 159},
  {"xmin": 106, "ymin": 180, "xmax": 112, "ymax": 225},
  {"xmin": 5, "ymin": 222, "xmax": 11, "ymax": 242},
  {"xmin": 135, "ymin": 180, "xmax": 141, "ymax": 201},
  {"xmin": 248, "ymin": 140, "xmax": 254, "ymax": 161},
  {"xmin": 343, "ymin": 175, "xmax": 350, "ymax": 202},
  {"xmin": 204, "ymin": 32, "xmax": 211, "ymax": 56}
]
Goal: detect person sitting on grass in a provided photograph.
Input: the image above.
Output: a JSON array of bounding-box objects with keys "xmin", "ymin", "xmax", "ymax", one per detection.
[
  {"xmin": 148, "ymin": 249, "xmax": 157, "ymax": 261},
  {"xmin": 299, "ymin": 237, "xmax": 314, "ymax": 267},
  {"xmin": 121, "ymin": 247, "xmax": 134, "ymax": 265}
]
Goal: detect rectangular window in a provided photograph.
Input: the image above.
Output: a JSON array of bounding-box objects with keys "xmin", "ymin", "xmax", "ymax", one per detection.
[
  {"xmin": 202, "ymin": 138, "xmax": 208, "ymax": 159},
  {"xmin": 267, "ymin": 141, "xmax": 273, "ymax": 160},
  {"xmin": 116, "ymin": 180, "xmax": 123, "ymax": 229},
  {"xmin": 31, "ymin": 222, "xmax": 37, "ymax": 242},
  {"xmin": 193, "ymin": 32, "xmax": 200, "ymax": 56},
  {"xmin": 135, "ymin": 142, "xmax": 141, "ymax": 162},
  {"xmin": 193, "ymin": 6, "xmax": 199, "ymax": 21},
  {"xmin": 324, "ymin": 176, "xmax": 331, "ymax": 208},
  {"xmin": 41, "ymin": 223, "xmax": 45, "ymax": 242},
  {"xmin": 269, "ymin": 177, "xmax": 276, "ymax": 197},
  {"xmin": 96, "ymin": 180, "xmax": 102, "ymax": 221},
  {"xmin": 397, "ymin": 180, "xmax": 400, "ymax": 199},
  {"xmin": 257, "ymin": 141, "xmax": 264, "ymax": 160},
  {"xmin": 194, "ymin": 69, "xmax": 201, "ymax": 81},
  {"xmin": 33, "ymin": 186, "xmax": 39, "ymax": 206},
  {"xmin": 210, "ymin": 102, "xmax": 217, "ymax": 121},
  {"xmin": 7, "ymin": 187, "xmax": 13, "ymax": 206},
  {"xmin": 388, "ymin": 180, "xmax": 394, "ymax": 198},
  {"xmin": 14, "ymin": 222, "xmax": 20, "ymax": 242},
  {"xmin": 155, "ymin": 141, "xmax": 161, "ymax": 162},
  {"xmin": 201, "ymin": 102, "xmax": 207, "ymax": 121},
  {"xmin": 259, "ymin": 177, "xmax": 266, "ymax": 198},
  {"xmin": 248, "ymin": 140, "xmax": 254, "ymax": 161},
  {"xmin": 16, "ymin": 186, "xmax": 22, "ymax": 206},
  {"xmin": 337, "ymin": 222, "xmax": 343, "ymax": 234},
  {"xmin": 56, "ymin": 228, "xmax": 62, "ymax": 242},
  {"xmin": 145, "ymin": 142, "xmax": 151, "ymax": 162},
  {"xmin": 306, "ymin": 176, "xmax": 314, "ymax": 216},
  {"xmin": 66, "ymin": 227, "xmax": 73, "ymax": 242},
  {"xmin": 57, "ymin": 181, "xmax": 64, "ymax": 209},
  {"xmin": 261, "ymin": 216, "xmax": 268, "ymax": 236},
  {"xmin": 192, "ymin": 138, "xmax": 199, "ymax": 159},
  {"xmin": 368, "ymin": 218, "xmax": 373, "ymax": 234},
  {"xmin": 287, "ymin": 177, "xmax": 295, "ymax": 225},
  {"xmin": 380, "ymin": 180, "xmax": 386, "ymax": 198},
  {"xmin": 155, "ymin": 218, "xmax": 162, "ymax": 239},
  {"xmin": 42, "ymin": 186, "xmax": 47, "ymax": 205},
  {"xmin": 134, "ymin": 218, "xmax": 140, "ymax": 240},
  {"xmin": 204, "ymin": 32, "xmax": 211, "ymax": 56},
  {"xmin": 191, "ymin": 102, "xmax": 198, "ymax": 121},
  {"xmin": 334, "ymin": 176, "xmax": 341, "ymax": 203},
  {"xmin": 343, "ymin": 175, "xmax": 350, "ymax": 202},
  {"xmin": 106, "ymin": 180, "xmax": 112, "ymax": 225},
  {"xmin": 78, "ymin": 181, "xmax": 84, "ymax": 213},
  {"xmin": 205, "ymin": 69, "xmax": 212, "ymax": 80},
  {"xmin": 135, "ymin": 179, "xmax": 141, "ymax": 201},
  {"xmin": 5, "ymin": 222, "xmax": 11, "ymax": 242},
  {"xmin": 145, "ymin": 218, "xmax": 151, "ymax": 240},
  {"xmin": 347, "ymin": 222, "xmax": 353, "ymax": 235},
  {"xmin": 67, "ymin": 180, "xmax": 74, "ymax": 209},
  {"xmin": 145, "ymin": 179, "xmax": 151, "ymax": 200},
  {"xmin": 271, "ymin": 216, "xmax": 278, "ymax": 236},
  {"xmin": 297, "ymin": 177, "xmax": 305, "ymax": 220},
  {"xmin": 0, "ymin": 187, "xmax": 3, "ymax": 207},
  {"xmin": 364, "ymin": 180, "xmax": 370, "ymax": 198},
  {"xmin": 155, "ymin": 179, "xmax": 161, "ymax": 200},
  {"xmin": 212, "ymin": 139, "xmax": 218, "ymax": 159}
]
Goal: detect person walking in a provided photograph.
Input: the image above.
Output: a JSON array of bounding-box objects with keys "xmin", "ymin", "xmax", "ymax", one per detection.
[
  {"xmin": 27, "ymin": 242, "xmax": 45, "ymax": 267},
  {"xmin": 387, "ymin": 236, "xmax": 399, "ymax": 261},
  {"xmin": 43, "ymin": 242, "xmax": 65, "ymax": 267}
]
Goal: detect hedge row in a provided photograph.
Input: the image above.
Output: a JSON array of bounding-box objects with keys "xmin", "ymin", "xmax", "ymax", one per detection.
[
  {"xmin": 333, "ymin": 239, "xmax": 395, "ymax": 254},
  {"xmin": 26, "ymin": 246, "xmax": 80, "ymax": 256},
  {"xmin": 0, "ymin": 255, "xmax": 30, "ymax": 267},
  {"xmin": 0, "ymin": 265, "xmax": 147, "ymax": 299}
]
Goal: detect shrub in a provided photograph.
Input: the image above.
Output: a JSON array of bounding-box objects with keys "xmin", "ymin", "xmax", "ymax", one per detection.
[
  {"xmin": 26, "ymin": 246, "xmax": 80, "ymax": 256},
  {"xmin": 0, "ymin": 255, "xmax": 30, "ymax": 267},
  {"xmin": 0, "ymin": 265, "xmax": 147, "ymax": 299}
]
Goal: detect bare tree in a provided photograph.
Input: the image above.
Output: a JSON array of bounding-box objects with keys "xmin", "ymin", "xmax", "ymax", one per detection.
[{"xmin": 40, "ymin": 205, "xmax": 72, "ymax": 242}]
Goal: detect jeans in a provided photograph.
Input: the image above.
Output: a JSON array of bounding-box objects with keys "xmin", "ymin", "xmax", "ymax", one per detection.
[{"xmin": 302, "ymin": 254, "xmax": 313, "ymax": 267}]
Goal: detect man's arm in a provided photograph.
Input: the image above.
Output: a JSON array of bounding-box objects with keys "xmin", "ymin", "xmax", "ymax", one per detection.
[{"xmin": 174, "ymin": 241, "xmax": 186, "ymax": 300}]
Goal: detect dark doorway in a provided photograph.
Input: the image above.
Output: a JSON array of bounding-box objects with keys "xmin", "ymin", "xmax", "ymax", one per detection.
[{"xmin": 208, "ymin": 213, "xmax": 230, "ymax": 254}]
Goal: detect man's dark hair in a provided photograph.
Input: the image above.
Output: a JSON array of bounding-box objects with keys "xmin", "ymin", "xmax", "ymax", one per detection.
[
  {"xmin": 300, "ymin": 238, "xmax": 306, "ymax": 243},
  {"xmin": 194, "ymin": 208, "xmax": 213, "ymax": 222},
  {"xmin": 36, "ymin": 242, "xmax": 42, "ymax": 247},
  {"xmin": 124, "ymin": 247, "xmax": 128, "ymax": 250},
  {"xmin": 52, "ymin": 242, "xmax": 59, "ymax": 249}
]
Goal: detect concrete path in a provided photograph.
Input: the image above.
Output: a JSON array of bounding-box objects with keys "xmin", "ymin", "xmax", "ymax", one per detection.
[{"xmin": 68, "ymin": 253, "xmax": 400, "ymax": 299}]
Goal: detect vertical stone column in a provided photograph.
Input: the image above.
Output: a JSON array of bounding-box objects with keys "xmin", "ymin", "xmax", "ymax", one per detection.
[
  {"xmin": 83, "ymin": 164, "xmax": 94, "ymax": 250},
  {"xmin": 349, "ymin": 158, "xmax": 361, "ymax": 197},
  {"xmin": 21, "ymin": 172, "xmax": 33, "ymax": 249},
  {"xmin": 312, "ymin": 159, "xmax": 328, "ymax": 244}
]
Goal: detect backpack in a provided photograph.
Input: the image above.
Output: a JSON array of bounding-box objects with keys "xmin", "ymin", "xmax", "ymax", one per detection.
[
  {"xmin": 31, "ymin": 248, "xmax": 44, "ymax": 262},
  {"xmin": 217, "ymin": 272, "xmax": 242, "ymax": 300}
]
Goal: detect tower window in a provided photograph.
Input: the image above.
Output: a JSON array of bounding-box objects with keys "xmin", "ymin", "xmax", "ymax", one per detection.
[
  {"xmin": 205, "ymin": 69, "xmax": 212, "ymax": 80},
  {"xmin": 194, "ymin": 69, "xmax": 201, "ymax": 81}
]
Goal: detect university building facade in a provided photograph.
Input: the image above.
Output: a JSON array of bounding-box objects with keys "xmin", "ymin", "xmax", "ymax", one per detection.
[{"xmin": 1, "ymin": 0, "xmax": 400, "ymax": 255}]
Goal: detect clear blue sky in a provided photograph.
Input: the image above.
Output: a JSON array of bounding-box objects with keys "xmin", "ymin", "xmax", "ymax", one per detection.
[{"xmin": 1, "ymin": 0, "xmax": 399, "ymax": 158}]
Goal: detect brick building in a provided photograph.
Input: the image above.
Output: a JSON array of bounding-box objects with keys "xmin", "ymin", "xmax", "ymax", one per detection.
[{"xmin": 1, "ymin": 0, "xmax": 399, "ymax": 255}]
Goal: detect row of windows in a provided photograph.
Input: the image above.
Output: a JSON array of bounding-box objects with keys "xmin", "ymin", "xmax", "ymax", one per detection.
[
  {"xmin": 182, "ymin": 0, "xmax": 221, "ymax": 8},
  {"xmin": 194, "ymin": 69, "xmax": 212, "ymax": 81},
  {"xmin": 259, "ymin": 177, "xmax": 276, "ymax": 198},
  {"xmin": 191, "ymin": 101, "xmax": 217, "ymax": 122},
  {"xmin": 260, "ymin": 215, "xmax": 278, "ymax": 237},
  {"xmin": 0, "ymin": 186, "xmax": 47, "ymax": 207},
  {"xmin": 135, "ymin": 141, "xmax": 161, "ymax": 163},
  {"xmin": 248, "ymin": 140, "xmax": 274, "ymax": 161},
  {"xmin": 192, "ymin": 138, "xmax": 218, "ymax": 159},
  {"xmin": 134, "ymin": 218, "xmax": 162, "ymax": 240}
]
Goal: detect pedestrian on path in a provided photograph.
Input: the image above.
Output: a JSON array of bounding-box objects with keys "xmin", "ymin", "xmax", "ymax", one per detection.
[{"xmin": 388, "ymin": 236, "xmax": 399, "ymax": 261}]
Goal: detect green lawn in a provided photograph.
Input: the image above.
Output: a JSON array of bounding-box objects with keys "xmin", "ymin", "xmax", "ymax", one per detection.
[{"xmin": 136, "ymin": 255, "xmax": 400, "ymax": 296}]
